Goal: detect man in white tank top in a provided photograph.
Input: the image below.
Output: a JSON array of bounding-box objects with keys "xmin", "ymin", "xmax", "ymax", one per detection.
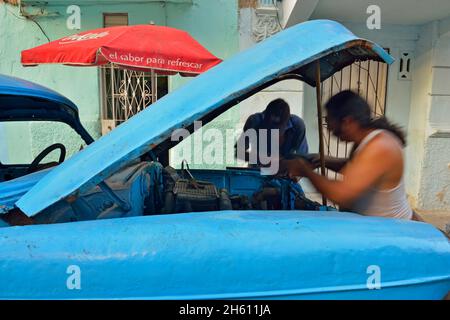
[{"xmin": 280, "ymin": 90, "xmax": 413, "ymax": 220}]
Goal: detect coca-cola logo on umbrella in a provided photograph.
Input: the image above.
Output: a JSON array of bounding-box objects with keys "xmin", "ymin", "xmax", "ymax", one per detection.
[{"xmin": 59, "ymin": 32, "xmax": 110, "ymax": 44}]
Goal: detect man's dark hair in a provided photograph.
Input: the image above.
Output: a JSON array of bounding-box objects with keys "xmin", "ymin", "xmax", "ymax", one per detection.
[
  {"xmin": 324, "ymin": 90, "xmax": 406, "ymax": 146},
  {"xmin": 264, "ymin": 98, "xmax": 291, "ymax": 123}
]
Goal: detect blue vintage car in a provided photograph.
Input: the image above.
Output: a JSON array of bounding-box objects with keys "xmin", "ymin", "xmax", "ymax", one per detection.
[
  {"xmin": 0, "ymin": 20, "xmax": 449, "ymax": 299},
  {"xmin": 0, "ymin": 74, "xmax": 94, "ymax": 214}
]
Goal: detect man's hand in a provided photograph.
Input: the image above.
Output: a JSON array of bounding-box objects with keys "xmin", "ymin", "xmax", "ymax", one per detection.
[
  {"xmin": 304, "ymin": 153, "xmax": 321, "ymax": 169},
  {"xmin": 283, "ymin": 153, "xmax": 320, "ymax": 168},
  {"xmin": 279, "ymin": 158, "xmax": 313, "ymax": 179},
  {"xmin": 304, "ymin": 153, "xmax": 348, "ymax": 172}
]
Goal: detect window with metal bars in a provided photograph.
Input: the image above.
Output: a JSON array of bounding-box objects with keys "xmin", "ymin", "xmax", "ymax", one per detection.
[
  {"xmin": 320, "ymin": 55, "xmax": 390, "ymax": 179},
  {"xmin": 99, "ymin": 13, "xmax": 168, "ymax": 135}
]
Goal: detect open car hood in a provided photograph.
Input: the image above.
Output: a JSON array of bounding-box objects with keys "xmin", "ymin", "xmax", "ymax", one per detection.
[
  {"xmin": 16, "ymin": 20, "xmax": 394, "ymax": 216},
  {"xmin": 0, "ymin": 74, "xmax": 93, "ymax": 143}
]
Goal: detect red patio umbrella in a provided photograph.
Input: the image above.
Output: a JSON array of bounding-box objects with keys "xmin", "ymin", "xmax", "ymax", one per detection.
[{"xmin": 21, "ymin": 25, "xmax": 221, "ymax": 76}]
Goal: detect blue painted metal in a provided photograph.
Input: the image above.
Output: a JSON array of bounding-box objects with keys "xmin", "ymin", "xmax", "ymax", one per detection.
[
  {"xmin": 15, "ymin": 20, "xmax": 394, "ymax": 216},
  {"xmin": 0, "ymin": 169, "xmax": 50, "ymax": 214},
  {"xmin": 184, "ymin": 168, "xmax": 317, "ymax": 210},
  {"xmin": 0, "ymin": 167, "xmax": 312, "ymax": 215},
  {"xmin": 0, "ymin": 211, "xmax": 448, "ymax": 299},
  {"xmin": 0, "ymin": 74, "xmax": 78, "ymax": 112},
  {"xmin": 187, "ymin": 168, "xmax": 290, "ymax": 198},
  {"xmin": 0, "ymin": 74, "xmax": 94, "ymax": 144},
  {"xmin": 31, "ymin": 162, "xmax": 164, "ymax": 224}
]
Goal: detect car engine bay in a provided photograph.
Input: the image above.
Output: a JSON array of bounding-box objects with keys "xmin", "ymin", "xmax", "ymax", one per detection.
[{"xmin": 2, "ymin": 160, "xmax": 328, "ymax": 226}]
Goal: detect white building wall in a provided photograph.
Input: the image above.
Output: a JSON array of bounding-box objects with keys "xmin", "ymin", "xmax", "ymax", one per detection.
[
  {"xmin": 414, "ymin": 18, "xmax": 450, "ymax": 210},
  {"xmin": 406, "ymin": 22, "xmax": 436, "ymax": 207}
]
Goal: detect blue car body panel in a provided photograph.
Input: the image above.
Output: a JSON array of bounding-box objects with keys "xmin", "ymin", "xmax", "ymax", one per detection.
[
  {"xmin": 0, "ymin": 169, "xmax": 51, "ymax": 214},
  {"xmin": 16, "ymin": 20, "xmax": 394, "ymax": 216},
  {"xmin": 0, "ymin": 74, "xmax": 93, "ymax": 143},
  {"xmin": 0, "ymin": 74, "xmax": 78, "ymax": 112},
  {"xmin": 0, "ymin": 211, "xmax": 448, "ymax": 299}
]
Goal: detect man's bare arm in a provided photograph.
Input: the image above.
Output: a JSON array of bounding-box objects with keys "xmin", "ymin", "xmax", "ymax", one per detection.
[
  {"xmin": 282, "ymin": 139, "xmax": 394, "ymax": 207},
  {"xmin": 308, "ymin": 154, "xmax": 348, "ymax": 172},
  {"xmin": 324, "ymin": 156, "xmax": 348, "ymax": 172}
]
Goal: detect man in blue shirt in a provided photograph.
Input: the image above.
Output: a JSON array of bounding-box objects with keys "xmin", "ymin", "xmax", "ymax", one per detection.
[{"xmin": 236, "ymin": 98, "xmax": 308, "ymax": 166}]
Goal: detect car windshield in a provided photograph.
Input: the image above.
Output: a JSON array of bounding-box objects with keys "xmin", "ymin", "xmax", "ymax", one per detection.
[{"xmin": 0, "ymin": 121, "xmax": 86, "ymax": 166}]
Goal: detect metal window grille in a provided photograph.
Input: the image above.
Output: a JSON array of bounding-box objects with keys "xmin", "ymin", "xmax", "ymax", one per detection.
[
  {"xmin": 100, "ymin": 65, "xmax": 168, "ymax": 135},
  {"xmin": 320, "ymin": 55, "xmax": 390, "ymax": 178},
  {"xmin": 99, "ymin": 13, "xmax": 168, "ymax": 135}
]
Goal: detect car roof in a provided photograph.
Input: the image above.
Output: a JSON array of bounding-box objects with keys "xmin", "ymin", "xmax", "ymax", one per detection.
[
  {"xmin": 0, "ymin": 74, "xmax": 94, "ymax": 149},
  {"xmin": 0, "ymin": 74, "xmax": 78, "ymax": 114},
  {"xmin": 16, "ymin": 20, "xmax": 394, "ymax": 216}
]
